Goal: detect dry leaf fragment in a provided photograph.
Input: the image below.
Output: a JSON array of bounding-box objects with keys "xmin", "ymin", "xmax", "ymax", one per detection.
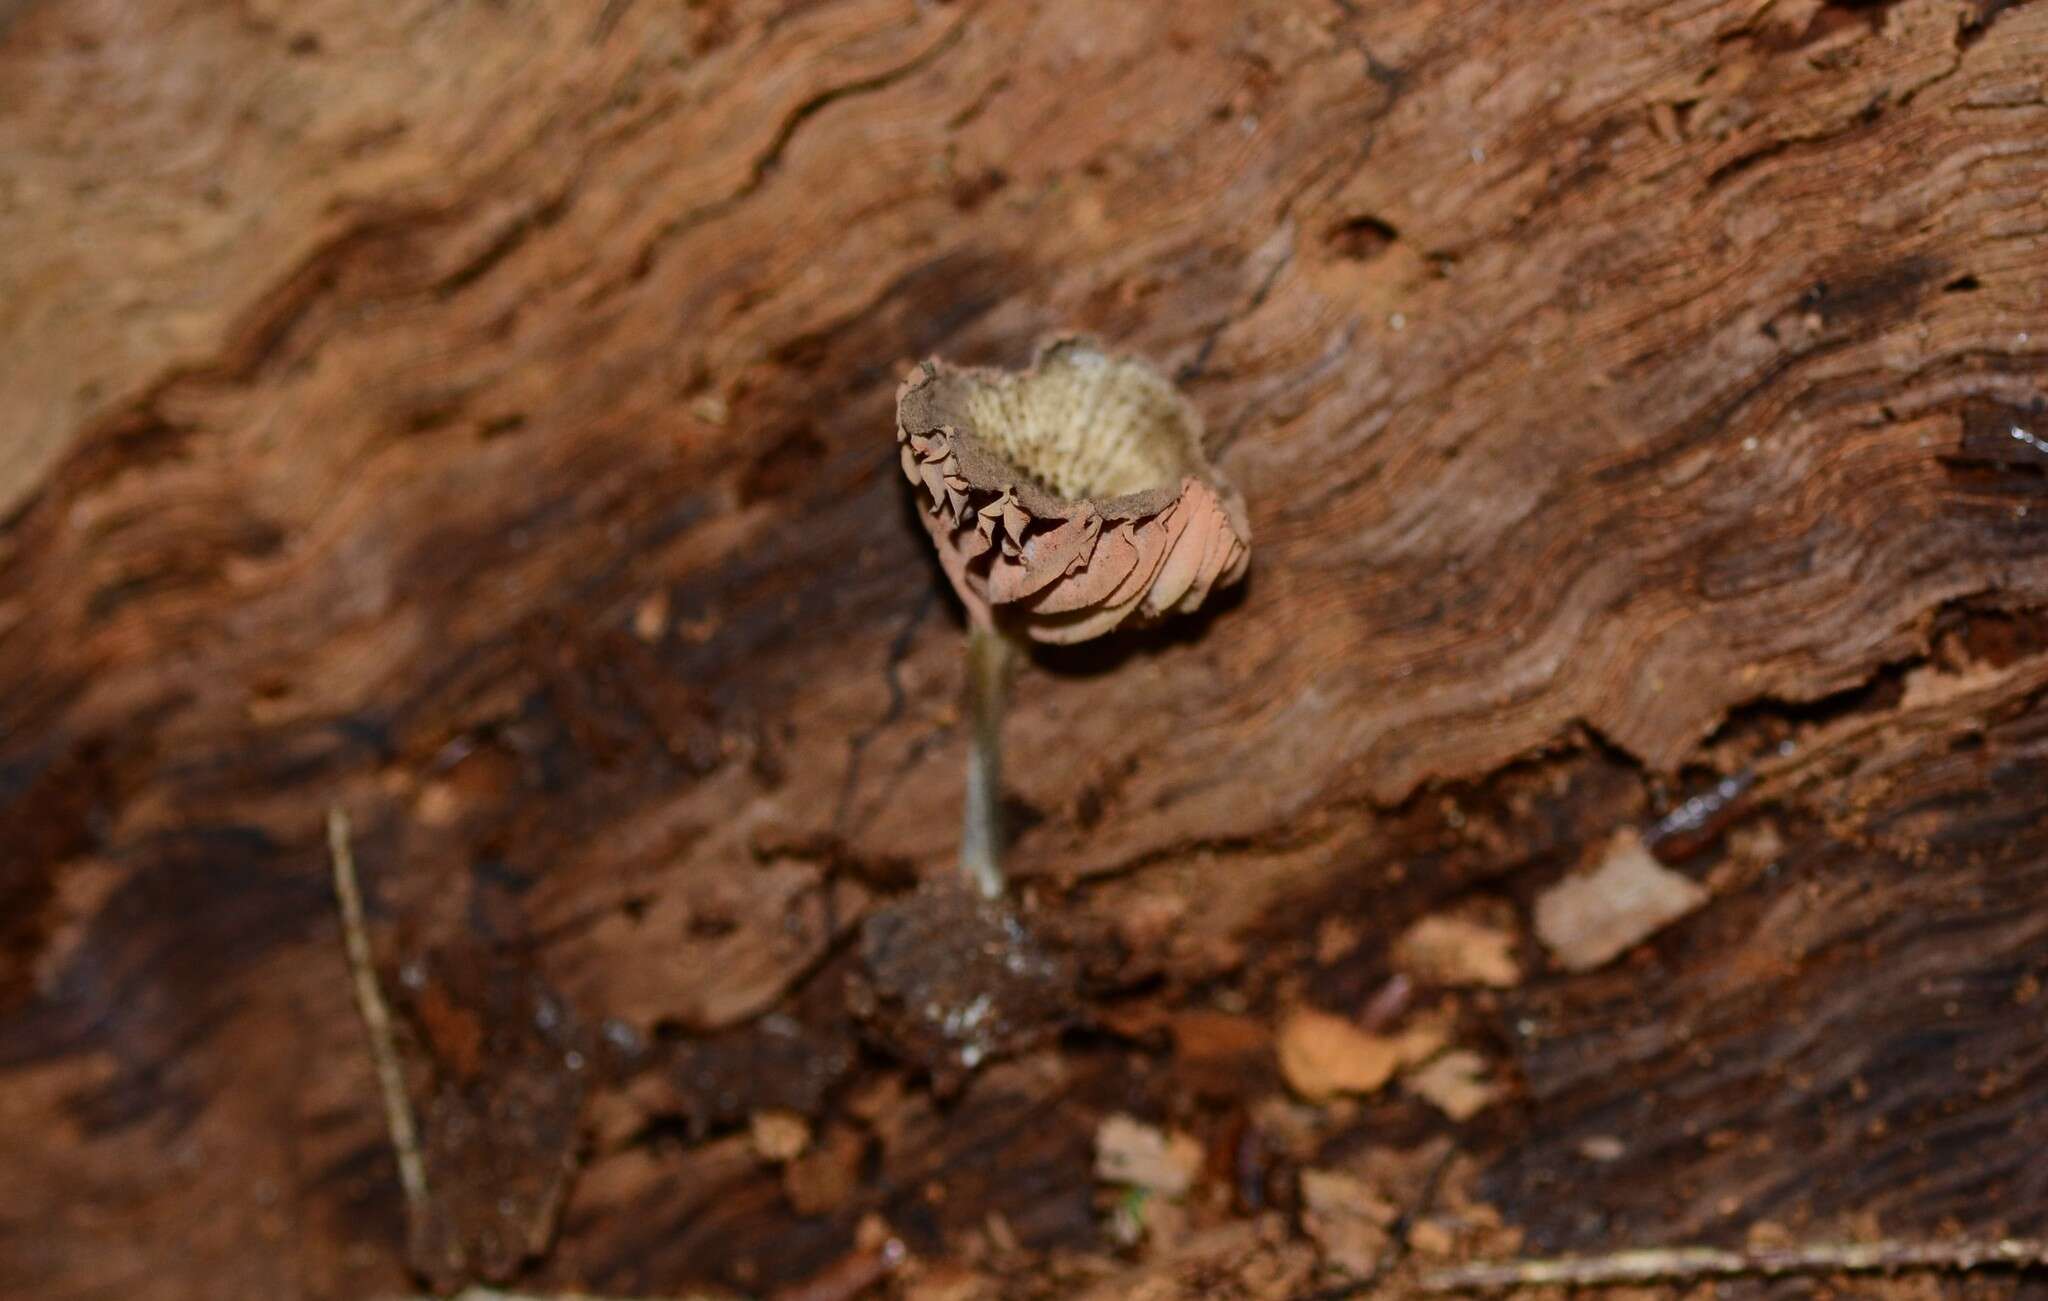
[
  {"xmin": 1407, "ymin": 1217, "xmax": 1458, "ymax": 1257},
  {"xmin": 750, "ymin": 1109, "xmax": 812, "ymax": 1162},
  {"xmin": 1094, "ymin": 1112, "xmax": 1204, "ymax": 1198},
  {"xmin": 1534, "ymin": 828, "xmax": 1709, "ymax": 971},
  {"xmin": 900, "ymin": 1266, "xmax": 1001, "ymax": 1301},
  {"xmin": 1277, "ymin": 1007, "xmax": 1447, "ymax": 1102},
  {"xmin": 1393, "ymin": 912, "xmax": 1522, "ymax": 988},
  {"xmin": 632, "ymin": 589, "xmax": 669, "ymax": 642},
  {"xmin": 1299, "ymin": 1168, "xmax": 1399, "ymax": 1276},
  {"xmin": 1403, "ymin": 1048, "xmax": 1502, "ymax": 1121},
  {"xmin": 783, "ymin": 1124, "xmax": 867, "ymax": 1216}
]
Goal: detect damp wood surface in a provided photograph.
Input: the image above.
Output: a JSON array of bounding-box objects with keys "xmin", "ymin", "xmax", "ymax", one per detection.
[{"xmin": 3, "ymin": 0, "xmax": 2047, "ymax": 1297}]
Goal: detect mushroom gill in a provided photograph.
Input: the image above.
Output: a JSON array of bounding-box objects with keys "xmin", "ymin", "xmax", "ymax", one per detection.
[{"xmin": 896, "ymin": 336, "xmax": 1251, "ymax": 646}]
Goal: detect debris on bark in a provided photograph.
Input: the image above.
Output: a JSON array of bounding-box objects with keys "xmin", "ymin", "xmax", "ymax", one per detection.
[
  {"xmin": 848, "ymin": 881, "xmax": 1074, "ymax": 1091},
  {"xmin": 394, "ymin": 943, "xmax": 593, "ymax": 1288},
  {"xmin": 781, "ymin": 1123, "xmax": 869, "ymax": 1217},
  {"xmin": 1298, "ymin": 1168, "xmax": 1399, "ymax": 1278},
  {"xmin": 1392, "ymin": 908, "xmax": 1524, "ymax": 988},
  {"xmin": 1093, "ymin": 1113, "xmax": 1204, "ymax": 1198},
  {"xmin": 749, "ymin": 1109, "xmax": 812, "ymax": 1163},
  {"xmin": 1533, "ymin": 828, "xmax": 1710, "ymax": 972},
  {"xmin": 1403, "ymin": 1048, "xmax": 1503, "ymax": 1122},
  {"xmin": 667, "ymin": 1011, "xmax": 855, "ymax": 1137},
  {"xmin": 1276, "ymin": 1007, "xmax": 1448, "ymax": 1103}
]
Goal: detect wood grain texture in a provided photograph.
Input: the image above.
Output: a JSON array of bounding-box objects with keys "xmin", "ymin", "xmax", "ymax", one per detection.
[{"xmin": 2, "ymin": 0, "xmax": 2045, "ymax": 1296}]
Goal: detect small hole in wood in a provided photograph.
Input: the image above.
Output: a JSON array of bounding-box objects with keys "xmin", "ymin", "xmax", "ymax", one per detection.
[{"xmin": 1327, "ymin": 215, "xmax": 1399, "ymax": 262}]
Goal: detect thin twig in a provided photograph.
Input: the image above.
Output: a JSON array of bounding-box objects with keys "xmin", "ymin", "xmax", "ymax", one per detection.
[
  {"xmin": 389, "ymin": 1290, "xmax": 725, "ymax": 1301},
  {"xmin": 1420, "ymin": 1237, "xmax": 2048, "ymax": 1292},
  {"xmin": 435, "ymin": 1290, "xmax": 727, "ymax": 1301},
  {"xmin": 328, "ymin": 805, "xmax": 430, "ymax": 1219}
]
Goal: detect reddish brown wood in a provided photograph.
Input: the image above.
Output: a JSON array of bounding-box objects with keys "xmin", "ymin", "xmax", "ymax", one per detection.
[{"xmin": 3, "ymin": 0, "xmax": 2047, "ymax": 1297}]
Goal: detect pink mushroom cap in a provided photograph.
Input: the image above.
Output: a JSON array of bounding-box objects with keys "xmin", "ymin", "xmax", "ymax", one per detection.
[{"xmin": 896, "ymin": 336, "xmax": 1251, "ymax": 645}]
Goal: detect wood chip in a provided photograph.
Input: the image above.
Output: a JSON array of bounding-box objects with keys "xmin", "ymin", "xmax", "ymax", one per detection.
[
  {"xmin": 900, "ymin": 1266, "xmax": 1000, "ymax": 1301},
  {"xmin": 1533, "ymin": 828, "xmax": 1709, "ymax": 971},
  {"xmin": 1170, "ymin": 1009, "xmax": 1271, "ymax": 1096},
  {"xmin": 1407, "ymin": 1217, "xmax": 1458, "ymax": 1257},
  {"xmin": 1093, "ymin": 1113, "xmax": 1204, "ymax": 1198},
  {"xmin": 689, "ymin": 393, "xmax": 730, "ymax": 426},
  {"xmin": 783, "ymin": 1124, "xmax": 867, "ymax": 1216},
  {"xmin": 1392, "ymin": 911, "xmax": 1522, "ymax": 987},
  {"xmin": 1276, "ymin": 1007, "xmax": 1447, "ymax": 1103},
  {"xmin": 750, "ymin": 1109, "xmax": 812, "ymax": 1162},
  {"xmin": 1403, "ymin": 1048, "xmax": 1501, "ymax": 1121},
  {"xmin": 1299, "ymin": 1168, "xmax": 1398, "ymax": 1277},
  {"xmin": 632, "ymin": 589, "xmax": 670, "ymax": 642}
]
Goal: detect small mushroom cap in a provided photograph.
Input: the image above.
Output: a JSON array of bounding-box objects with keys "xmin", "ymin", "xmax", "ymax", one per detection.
[{"xmin": 896, "ymin": 336, "xmax": 1251, "ymax": 644}]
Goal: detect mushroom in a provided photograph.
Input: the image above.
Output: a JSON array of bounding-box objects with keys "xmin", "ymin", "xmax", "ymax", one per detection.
[{"xmin": 896, "ymin": 335, "xmax": 1252, "ymax": 896}]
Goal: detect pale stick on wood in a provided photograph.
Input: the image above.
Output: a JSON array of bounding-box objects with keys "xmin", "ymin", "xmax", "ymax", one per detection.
[
  {"xmin": 328, "ymin": 805, "xmax": 432, "ymax": 1228},
  {"xmin": 1419, "ymin": 1236, "xmax": 2048, "ymax": 1292}
]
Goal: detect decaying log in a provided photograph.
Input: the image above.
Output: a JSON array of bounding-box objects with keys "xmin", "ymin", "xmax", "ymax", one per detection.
[{"xmin": 2, "ymin": 0, "xmax": 2045, "ymax": 1297}]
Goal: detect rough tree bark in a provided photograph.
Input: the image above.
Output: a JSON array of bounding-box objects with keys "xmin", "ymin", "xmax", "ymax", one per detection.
[{"xmin": 2, "ymin": 0, "xmax": 2046, "ymax": 1297}]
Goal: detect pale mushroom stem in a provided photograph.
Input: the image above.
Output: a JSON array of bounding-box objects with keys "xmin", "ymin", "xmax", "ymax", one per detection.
[{"xmin": 959, "ymin": 622, "xmax": 1019, "ymax": 898}]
